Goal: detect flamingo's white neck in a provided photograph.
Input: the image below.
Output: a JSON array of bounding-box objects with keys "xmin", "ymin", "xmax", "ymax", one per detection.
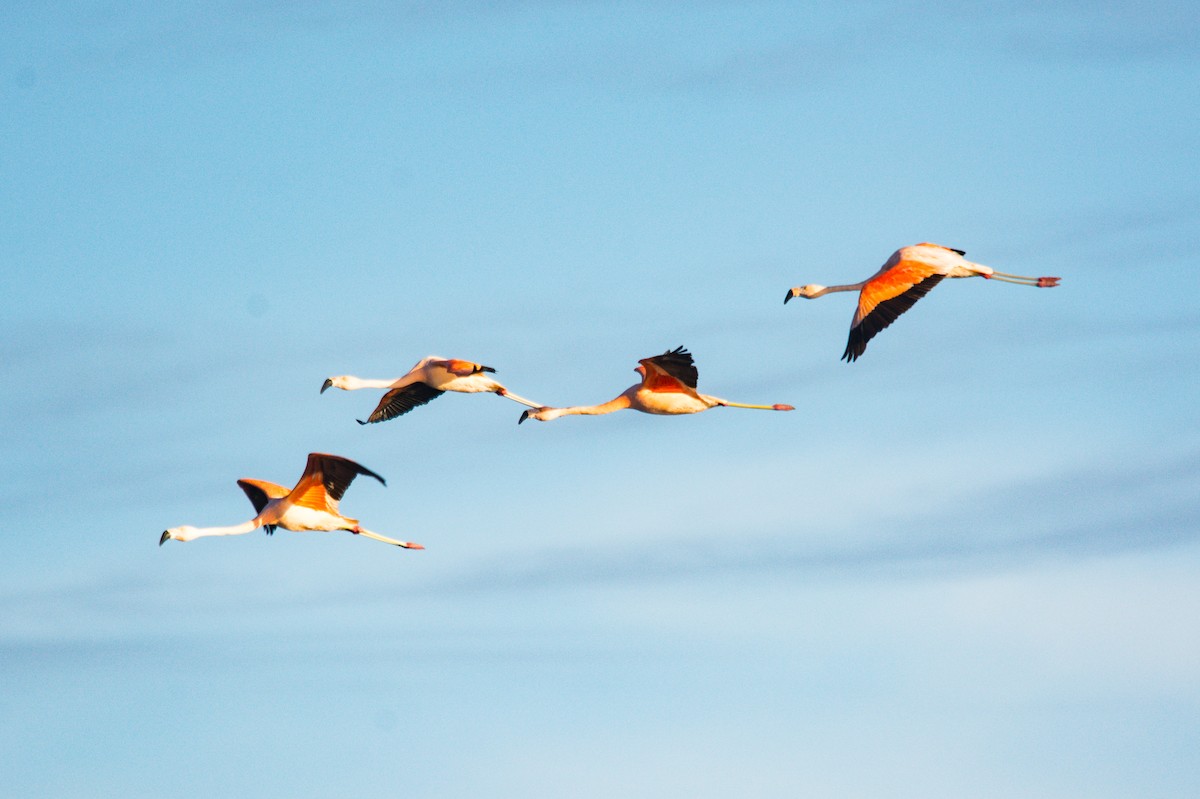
[
  {"xmin": 162, "ymin": 519, "xmax": 260, "ymax": 543},
  {"xmin": 325, "ymin": 375, "xmax": 397, "ymax": 391},
  {"xmin": 523, "ymin": 393, "xmax": 632, "ymax": 422},
  {"xmin": 558, "ymin": 394, "xmax": 633, "ymax": 417},
  {"xmin": 808, "ymin": 283, "xmax": 865, "ymax": 298}
]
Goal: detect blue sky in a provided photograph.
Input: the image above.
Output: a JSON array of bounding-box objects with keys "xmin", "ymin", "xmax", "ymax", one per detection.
[{"xmin": 2, "ymin": 2, "xmax": 1198, "ymax": 796}]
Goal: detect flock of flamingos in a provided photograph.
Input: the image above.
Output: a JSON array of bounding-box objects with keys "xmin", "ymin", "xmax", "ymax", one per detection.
[{"xmin": 159, "ymin": 242, "xmax": 1061, "ymax": 551}]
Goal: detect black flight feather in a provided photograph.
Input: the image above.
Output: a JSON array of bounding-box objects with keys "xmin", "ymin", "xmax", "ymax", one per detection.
[
  {"xmin": 842, "ymin": 273, "xmax": 945, "ymax": 362},
  {"xmin": 645, "ymin": 345, "xmax": 699, "ymax": 388},
  {"xmin": 359, "ymin": 382, "xmax": 445, "ymax": 424}
]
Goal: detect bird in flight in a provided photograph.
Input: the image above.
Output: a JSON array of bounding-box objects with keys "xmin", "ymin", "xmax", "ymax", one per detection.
[
  {"xmin": 322, "ymin": 356, "xmax": 542, "ymax": 424},
  {"xmin": 519, "ymin": 346, "xmax": 793, "ymax": 423},
  {"xmin": 784, "ymin": 242, "xmax": 1060, "ymax": 362},
  {"xmin": 160, "ymin": 453, "xmax": 423, "ymax": 549}
]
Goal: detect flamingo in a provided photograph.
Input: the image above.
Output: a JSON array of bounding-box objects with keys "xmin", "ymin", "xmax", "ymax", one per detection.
[
  {"xmin": 784, "ymin": 243, "xmax": 1061, "ymax": 362},
  {"xmin": 321, "ymin": 356, "xmax": 542, "ymax": 424},
  {"xmin": 518, "ymin": 346, "xmax": 794, "ymax": 423},
  {"xmin": 159, "ymin": 453, "xmax": 423, "ymax": 549}
]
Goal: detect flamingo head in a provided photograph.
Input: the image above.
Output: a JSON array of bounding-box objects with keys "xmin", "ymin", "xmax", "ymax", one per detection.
[
  {"xmin": 784, "ymin": 285, "xmax": 824, "ymax": 304},
  {"xmin": 320, "ymin": 376, "xmax": 350, "ymax": 393},
  {"xmin": 159, "ymin": 526, "xmax": 197, "ymax": 545},
  {"xmin": 518, "ymin": 407, "xmax": 560, "ymax": 424}
]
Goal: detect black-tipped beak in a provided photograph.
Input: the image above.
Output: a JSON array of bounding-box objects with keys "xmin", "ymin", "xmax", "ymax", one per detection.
[
  {"xmin": 518, "ymin": 410, "xmax": 530, "ymax": 425},
  {"xmin": 783, "ymin": 289, "xmax": 795, "ymax": 305},
  {"xmin": 481, "ymin": 365, "xmax": 497, "ymax": 373},
  {"xmin": 320, "ymin": 378, "xmax": 333, "ymax": 394},
  {"xmin": 159, "ymin": 531, "xmax": 170, "ymax": 546}
]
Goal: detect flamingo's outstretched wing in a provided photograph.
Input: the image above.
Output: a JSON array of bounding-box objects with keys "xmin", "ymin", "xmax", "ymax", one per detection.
[
  {"xmin": 359, "ymin": 383, "xmax": 445, "ymax": 424},
  {"xmin": 289, "ymin": 453, "xmax": 386, "ymax": 514},
  {"xmin": 236, "ymin": 478, "xmax": 289, "ymax": 534},
  {"xmin": 845, "ymin": 261, "xmax": 946, "ymax": 362},
  {"xmin": 638, "ymin": 346, "xmax": 699, "ymax": 392}
]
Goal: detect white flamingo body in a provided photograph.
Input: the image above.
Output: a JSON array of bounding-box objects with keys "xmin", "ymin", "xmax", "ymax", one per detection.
[
  {"xmin": 632, "ymin": 384, "xmax": 719, "ymax": 415},
  {"xmin": 260, "ymin": 501, "xmax": 347, "ymax": 532},
  {"xmin": 322, "ymin": 355, "xmax": 542, "ymax": 424},
  {"xmin": 519, "ymin": 346, "xmax": 793, "ymax": 423},
  {"xmin": 160, "ymin": 453, "xmax": 423, "ymax": 549},
  {"xmin": 785, "ymin": 242, "xmax": 1061, "ymax": 361}
]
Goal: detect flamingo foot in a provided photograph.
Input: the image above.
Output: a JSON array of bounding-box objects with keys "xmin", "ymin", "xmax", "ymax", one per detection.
[
  {"xmin": 1038, "ymin": 276, "xmax": 1061, "ymax": 287},
  {"xmin": 774, "ymin": 404, "xmax": 794, "ymax": 411}
]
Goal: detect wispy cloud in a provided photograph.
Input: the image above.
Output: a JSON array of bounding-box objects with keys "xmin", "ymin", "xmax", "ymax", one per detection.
[
  {"xmin": 997, "ymin": 1, "xmax": 1200, "ymax": 63},
  {"xmin": 1019, "ymin": 190, "xmax": 1200, "ymax": 261},
  {"xmin": 9, "ymin": 444, "xmax": 1185, "ymax": 640},
  {"xmin": 891, "ymin": 0, "xmax": 1200, "ymax": 64},
  {"xmin": 409, "ymin": 445, "xmax": 1200, "ymax": 594}
]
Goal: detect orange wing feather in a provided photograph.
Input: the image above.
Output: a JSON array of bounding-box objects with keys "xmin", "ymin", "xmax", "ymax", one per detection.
[
  {"xmin": 638, "ymin": 347, "xmax": 699, "ymax": 393},
  {"xmin": 237, "ymin": 478, "xmax": 290, "ymax": 534},
  {"xmin": 440, "ymin": 359, "xmax": 482, "ymax": 376},
  {"xmin": 288, "ymin": 453, "xmax": 385, "ymax": 514},
  {"xmin": 844, "ymin": 259, "xmax": 946, "ymax": 362},
  {"xmin": 853, "ymin": 259, "xmax": 942, "ymax": 326},
  {"xmin": 642, "ymin": 371, "xmax": 691, "ymax": 393},
  {"xmin": 237, "ymin": 478, "xmax": 289, "ymax": 513},
  {"xmin": 288, "ymin": 474, "xmax": 336, "ymax": 513}
]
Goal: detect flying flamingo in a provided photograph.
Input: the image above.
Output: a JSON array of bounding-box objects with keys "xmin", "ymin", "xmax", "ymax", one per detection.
[
  {"xmin": 518, "ymin": 346, "xmax": 794, "ymax": 423},
  {"xmin": 159, "ymin": 453, "xmax": 423, "ymax": 549},
  {"xmin": 784, "ymin": 242, "xmax": 1061, "ymax": 362},
  {"xmin": 322, "ymin": 355, "xmax": 542, "ymax": 424}
]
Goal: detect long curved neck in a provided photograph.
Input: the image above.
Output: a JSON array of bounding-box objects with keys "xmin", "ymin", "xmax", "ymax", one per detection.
[
  {"xmin": 814, "ymin": 282, "xmax": 865, "ymax": 297},
  {"xmin": 181, "ymin": 519, "xmax": 260, "ymax": 541},
  {"xmin": 548, "ymin": 393, "xmax": 633, "ymax": 419},
  {"xmin": 340, "ymin": 376, "xmax": 400, "ymax": 390}
]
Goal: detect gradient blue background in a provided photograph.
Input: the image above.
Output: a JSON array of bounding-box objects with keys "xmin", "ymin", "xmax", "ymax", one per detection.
[{"xmin": 3, "ymin": 3, "xmax": 1198, "ymax": 796}]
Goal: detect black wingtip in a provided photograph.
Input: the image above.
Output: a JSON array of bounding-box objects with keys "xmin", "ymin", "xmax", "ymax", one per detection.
[{"xmin": 356, "ymin": 418, "xmax": 369, "ymax": 426}]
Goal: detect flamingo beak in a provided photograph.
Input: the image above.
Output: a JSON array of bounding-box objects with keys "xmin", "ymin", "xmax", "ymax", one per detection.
[
  {"xmin": 481, "ymin": 365, "xmax": 497, "ymax": 373},
  {"xmin": 159, "ymin": 530, "xmax": 171, "ymax": 546},
  {"xmin": 320, "ymin": 378, "xmax": 333, "ymax": 394},
  {"xmin": 783, "ymin": 288, "xmax": 796, "ymax": 305},
  {"xmin": 518, "ymin": 410, "xmax": 530, "ymax": 425}
]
